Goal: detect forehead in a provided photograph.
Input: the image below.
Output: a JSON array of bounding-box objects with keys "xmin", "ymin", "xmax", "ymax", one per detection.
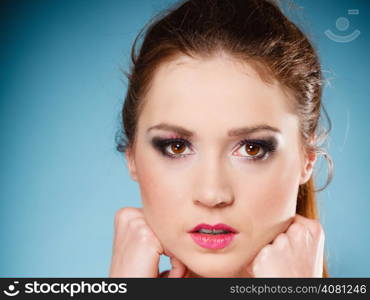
[{"xmin": 140, "ymin": 54, "xmax": 296, "ymax": 133}]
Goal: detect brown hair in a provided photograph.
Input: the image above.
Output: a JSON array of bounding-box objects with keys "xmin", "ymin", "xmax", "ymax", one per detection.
[{"xmin": 116, "ymin": 0, "xmax": 333, "ymax": 277}]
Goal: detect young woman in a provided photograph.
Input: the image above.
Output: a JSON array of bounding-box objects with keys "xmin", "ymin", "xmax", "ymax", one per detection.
[{"xmin": 110, "ymin": 0, "xmax": 332, "ymax": 278}]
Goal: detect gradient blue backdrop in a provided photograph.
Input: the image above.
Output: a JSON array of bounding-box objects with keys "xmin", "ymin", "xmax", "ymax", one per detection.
[{"xmin": 1, "ymin": 0, "xmax": 369, "ymax": 277}]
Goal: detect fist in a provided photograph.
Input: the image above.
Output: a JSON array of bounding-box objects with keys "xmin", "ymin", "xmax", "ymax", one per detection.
[
  {"xmin": 109, "ymin": 207, "xmax": 187, "ymax": 278},
  {"xmin": 246, "ymin": 214, "xmax": 325, "ymax": 277},
  {"xmin": 109, "ymin": 207, "xmax": 163, "ymax": 277}
]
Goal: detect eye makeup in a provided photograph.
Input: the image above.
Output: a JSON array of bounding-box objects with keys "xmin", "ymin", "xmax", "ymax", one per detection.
[
  {"xmin": 151, "ymin": 136, "xmax": 192, "ymax": 159},
  {"xmin": 234, "ymin": 138, "xmax": 278, "ymax": 162},
  {"xmin": 150, "ymin": 135, "xmax": 278, "ymax": 162}
]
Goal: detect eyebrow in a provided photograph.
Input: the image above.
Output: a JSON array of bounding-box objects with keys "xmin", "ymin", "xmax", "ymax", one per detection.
[{"xmin": 147, "ymin": 122, "xmax": 281, "ymax": 137}]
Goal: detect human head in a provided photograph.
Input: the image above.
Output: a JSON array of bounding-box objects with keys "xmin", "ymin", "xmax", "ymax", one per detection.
[{"xmin": 116, "ymin": 0, "xmax": 332, "ymax": 277}]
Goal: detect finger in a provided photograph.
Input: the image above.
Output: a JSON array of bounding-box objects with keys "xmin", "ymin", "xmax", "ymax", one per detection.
[
  {"xmin": 244, "ymin": 250, "xmax": 259, "ymax": 276},
  {"xmin": 286, "ymin": 221, "xmax": 311, "ymax": 248},
  {"xmin": 293, "ymin": 214, "xmax": 324, "ymax": 242},
  {"xmin": 293, "ymin": 213, "xmax": 314, "ymax": 226},
  {"xmin": 287, "ymin": 214, "xmax": 324, "ymax": 249},
  {"xmin": 292, "ymin": 215, "xmax": 325, "ymax": 277},
  {"xmin": 244, "ymin": 245, "xmax": 272, "ymax": 278},
  {"xmin": 272, "ymin": 232, "xmax": 290, "ymax": 250},
  {"xmin": 167, "ymin": 256, "xmax": 187, "ymax": 278},
  {"xmin": 114, "ymin": 207, "xmax": 144, "ymax": 231}
]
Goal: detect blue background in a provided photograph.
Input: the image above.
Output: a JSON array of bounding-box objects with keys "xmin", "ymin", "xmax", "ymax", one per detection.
[{"xmin": 0, "ymin": 0, "xmax": 369, "ymax": 277}]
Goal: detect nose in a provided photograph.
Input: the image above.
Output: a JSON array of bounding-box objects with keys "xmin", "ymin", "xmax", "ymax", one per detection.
[
  {"xmin": 192, "ymin": 156, "xmax": 234, "ymax": 208},
  {"xmin": 194, "ymin": 195, "xmax": 233, "ymax": 208}
]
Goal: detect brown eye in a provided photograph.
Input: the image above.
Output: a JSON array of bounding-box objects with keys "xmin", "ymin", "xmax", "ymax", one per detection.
[
  {"xmin": 170, "ymin": 142, "xmax": 186, "ymax": 154},
  {"xmin": 151, "ymin": 137, "xmax": 192, "ymax": 159},
  {"xmin": 233, "ymin": 138, "xmax": 276, "ymax": 161},
  {"xmin": 244, "ymin": 143, "xmax": 262, "ymax": 156}
]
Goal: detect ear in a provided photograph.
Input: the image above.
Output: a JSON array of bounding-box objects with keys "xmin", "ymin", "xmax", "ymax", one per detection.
[
  {"xmin": 299, "ymin": 139, "xmax": 317, "ymax": 185},
  {"xmin": 125, "ymin": 147, "xmax": 138, "ymax": 182}
]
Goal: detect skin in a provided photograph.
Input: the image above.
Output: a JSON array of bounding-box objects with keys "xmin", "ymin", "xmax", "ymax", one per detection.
[{"xmin": 109, "ymin": 52, "xmax": 325, "ymax": 278}]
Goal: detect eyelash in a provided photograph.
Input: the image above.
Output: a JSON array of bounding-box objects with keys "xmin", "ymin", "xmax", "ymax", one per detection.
[{"xmin": 151, "ymin": 136, "xmax": 277, "ymax": 162}]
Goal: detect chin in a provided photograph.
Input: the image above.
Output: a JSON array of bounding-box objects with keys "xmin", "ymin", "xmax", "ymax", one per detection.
[{"xmin": 185, "ymin": 256, "xmax": 247, "ymax": 278}]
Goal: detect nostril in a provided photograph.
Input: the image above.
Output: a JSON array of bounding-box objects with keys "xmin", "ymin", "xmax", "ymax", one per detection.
[
  {"xmin": 193, "ymin": 197, "xmax": 233, "ymax": 208},
  {"xmin": 215, "ymin": 201, "xmax": 227, "ymax": 207}
]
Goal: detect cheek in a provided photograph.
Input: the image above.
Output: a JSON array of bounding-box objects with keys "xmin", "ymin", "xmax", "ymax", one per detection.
[
  {"xmin": 135, "ymin": 151, "xmax": 188, "ymax": 242},
  {"xmin": 239, "ymin": 153, "xmax": 301, "ymax": 243}
]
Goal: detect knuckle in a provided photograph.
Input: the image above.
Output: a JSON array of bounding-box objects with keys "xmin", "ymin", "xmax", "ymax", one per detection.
[
  {"xmin": 127, "ymin": 218, "xmax": 151, "ymax": 236},
  {"xmin": 259, "ymin": 245, "xmax": 271, "ymax": 259},
  {"xmin": 134, "ymin": 224, "xmax": 155, "ymax": 244},
  {"xmin": 276, "ymin": 232, "xmax": 287, "ymax": 241},
  {"xmin": 114, "ymin": 207, "xmax": 140, "ymax": 226},
  {"xmin": 310, "ymin": 221, "xmax": 325, "ymax": 243},
  {"xmin": 127, "ymin": 216, "xmax": 145, "ymax": 230},
  {"xmin": 310, "ymin": 220, "xmax": 324, "ymax": 234},
  {"xmin": 114, "ymin": 208, "xmax": 128, "ymax": 225},
  {"xmin": 137, "ymin": 226, "xmax": 152, "ymax": 239},
  {"xmin": 274, "ymin": 233, "xmax": 288, "ymax": 248},
  {"xmin": 289, "ymin": 222, "xmax": 305, "ymax": 234},
  {"xmin": 302, "ymin": 219, "xmax": 324, "ymax": 239}
]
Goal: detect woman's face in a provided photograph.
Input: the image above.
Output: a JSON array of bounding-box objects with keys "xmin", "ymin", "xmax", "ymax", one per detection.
[{"xmin": 126, "ymin": 54, "xmax": 314, "ymax": 277}]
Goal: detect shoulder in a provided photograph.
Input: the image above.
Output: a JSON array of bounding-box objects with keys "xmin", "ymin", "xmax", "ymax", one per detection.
[{"xmin": 159, "ymin": 270, "xmax": 170, "ymax": 278}]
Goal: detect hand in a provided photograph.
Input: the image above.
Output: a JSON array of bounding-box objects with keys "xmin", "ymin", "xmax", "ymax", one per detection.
[
  {"xmin": 109, "ymin": 207, "xmax": 187, "ymax": 277},
  {"xmin": 246, "ymin": 214, "xmax": 325, "ymax": 277}
]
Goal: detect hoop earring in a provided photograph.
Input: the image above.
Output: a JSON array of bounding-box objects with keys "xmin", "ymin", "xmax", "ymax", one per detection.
[{"xmin": 313, "ymin": 148, "xmax": 334, "ymax": 192}]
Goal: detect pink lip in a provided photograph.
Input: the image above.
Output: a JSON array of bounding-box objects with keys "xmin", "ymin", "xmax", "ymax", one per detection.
[
  {"xmin": 188, "ymin": 223, "xmax": 238, "ymax": 250},
  {"xmin": 188, "ymin": 223, "xmax": 239, "ymax": 233}
]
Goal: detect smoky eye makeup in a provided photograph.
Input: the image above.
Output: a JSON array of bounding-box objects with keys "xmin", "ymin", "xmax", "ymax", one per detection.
[
  {"xmin": 234, "ymin": 137, "xmax": 278, "ymax": 161},
  {"xmin": 150, "ymin": 135, "xmax": 279, "ymax": 162},
  {"xmin": 150, "ymin": 136, "xmax": 193, "ymax": 159}
]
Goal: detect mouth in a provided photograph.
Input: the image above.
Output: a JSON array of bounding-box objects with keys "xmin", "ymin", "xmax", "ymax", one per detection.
[{"xmin": 188, "ymin": 223, "xmax": 239, "ymax": 250}]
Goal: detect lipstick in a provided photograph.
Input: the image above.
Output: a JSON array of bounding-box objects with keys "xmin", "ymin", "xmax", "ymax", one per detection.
[{"xmin": 188, "ymin": 223, "xmax": 238, "ymax": 250}]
